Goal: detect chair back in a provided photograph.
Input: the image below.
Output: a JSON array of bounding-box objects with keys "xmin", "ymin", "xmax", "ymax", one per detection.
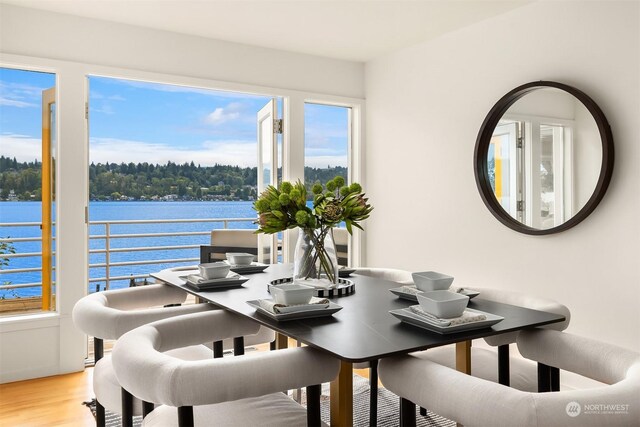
[
  {"xmin": 333, "ymin": 227, "xmax": 349, "ymax": 266},
  {"xmin": 461, "ymin": 287, "xmax": 571, "ymax": 346},
  {"xmin": 200, "ymin": 229, "xmax": 260, "ymax": 263},
  {"xmin": 112, "ymin": 310, "xmax": 339, "ymax": 407},
  {"xmin": 353, "ymin": 267, "xmax": 414, "ymax": 285},
  {"xmin": 72, "ymin": 284, "xmax": 210, "ymax": 340},
  {"xmin": 379, "ymin": 330, "xmax": 640, "ymax": 427}
]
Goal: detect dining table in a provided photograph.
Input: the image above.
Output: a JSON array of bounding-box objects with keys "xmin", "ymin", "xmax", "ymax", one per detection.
[{"xmin": 152, "ymin": 263, "xmax": 566, "ymax": 427}]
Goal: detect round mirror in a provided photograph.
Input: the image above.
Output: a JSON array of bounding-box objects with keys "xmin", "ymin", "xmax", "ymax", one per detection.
[{"xmin": 474, "ymin": 81, "xmax": 614, "ymax": 235}]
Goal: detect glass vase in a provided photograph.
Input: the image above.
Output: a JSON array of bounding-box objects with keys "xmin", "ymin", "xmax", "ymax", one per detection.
[{"xmin": 293, "ymin": 227, "xmax": 339, "ymax": 284}]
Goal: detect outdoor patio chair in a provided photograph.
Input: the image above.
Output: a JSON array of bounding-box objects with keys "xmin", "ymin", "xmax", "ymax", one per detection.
[{"xmin": 112, "ymin": 309, "xmax": 340, "ymax": 427}]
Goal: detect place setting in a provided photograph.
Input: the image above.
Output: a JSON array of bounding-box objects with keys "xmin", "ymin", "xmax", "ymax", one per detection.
[
  {"xmin": 180, "ymin": 262, "xmax": 249, "ymax": 291},
  {"xmin": 389, "ymin": 271, "xmax": 503, "ymax": 334},
  {"xmin": 247, "ymin": 282, "xmax": 343, "ymax": 321},
  {"xmin": 389, "ymin": 271, "xmax": 480, "ymax": 302},
  {"xmin": 221, "ymin": 252, "xmax": 270, "ymax": 274}
]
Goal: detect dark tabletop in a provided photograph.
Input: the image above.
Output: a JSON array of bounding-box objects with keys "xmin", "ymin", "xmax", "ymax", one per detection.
[{"xmin": 152, "ymin": 264, "xmax": 565, "ymax": 363}]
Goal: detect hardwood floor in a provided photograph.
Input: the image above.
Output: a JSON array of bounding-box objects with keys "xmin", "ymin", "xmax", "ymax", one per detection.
[{"xmin": 0, "ymin": 368, "xmax": 96, "ymax": 426}]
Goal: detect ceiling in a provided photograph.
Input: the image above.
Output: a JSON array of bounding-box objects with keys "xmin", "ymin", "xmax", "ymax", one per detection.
[{"xmin": 1, "ymin": 0, "xmax": 532, "ymax": 62}]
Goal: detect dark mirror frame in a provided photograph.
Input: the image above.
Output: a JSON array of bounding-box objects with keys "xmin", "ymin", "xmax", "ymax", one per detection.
[{"xmin": 474, "ymin": 81, "xmax": 614, "ymax": 235}]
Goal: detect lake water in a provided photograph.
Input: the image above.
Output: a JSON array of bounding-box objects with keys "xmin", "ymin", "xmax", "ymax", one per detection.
[{"xmin": 0, "ymin": 201, "xmax": 257, "ymax": 297}]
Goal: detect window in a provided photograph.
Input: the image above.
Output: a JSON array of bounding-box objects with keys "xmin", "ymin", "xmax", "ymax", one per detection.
[
  {"xmin": 304, "ymin": 103, "xmax": 350, "ymax": 189},
  {"xmin": 0, "ymin": 67, "xmax": 56, "ymax": 315},
  {"xmin": 87, "ymin": 76, "xmax": 283, "ymax": 292}
]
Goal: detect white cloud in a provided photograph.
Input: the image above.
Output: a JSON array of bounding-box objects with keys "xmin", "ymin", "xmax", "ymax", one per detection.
[
  {"xmin": 205, "ymin": 102, "xmax": 243, "ymax": 125},
  {"xmin": 0, "ymin": 98, "xmax": 37, "ymax": 108},
  {"xmin": 0, "ymin": 81, "xmax": 46, "ymax": 109},
  {"xmin": 2, "ymin": 133, "xmax": 346, "ymax": 168},
  {"xmin": 0, "ymin": 134, "xmax": 42, "ymax": 161},
  {"xmin": 90, "ymin": 137, "xmax": 258, "ymax": 167}
]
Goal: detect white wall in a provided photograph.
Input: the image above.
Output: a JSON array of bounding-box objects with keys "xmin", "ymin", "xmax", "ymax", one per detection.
[
  {"xmin": 0, "ymin": 4, "xmax": 364, "ymax": 383},
  {"xmin": 0, "ymin": 4, "xmax": 364, "ymax": 99},
  {"xmin": 365, "ymin": 1, "xmax": 640, "ymax": 351}
]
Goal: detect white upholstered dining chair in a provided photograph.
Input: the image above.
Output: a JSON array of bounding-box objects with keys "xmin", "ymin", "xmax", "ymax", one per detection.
[
  {"xmin": 379, "ymin": 329, "xmax": 640, "ymax": 426},
  {"xmin": 72, "ymin": 284, "xmax": 216, "ymax": 427},
  {"xmin": 418, "ymin": 286, "xmax": 571, "ymax": 391},
  {"xmin": 112, "ymin": 309, "xmax": 341, "ymax": 427}
]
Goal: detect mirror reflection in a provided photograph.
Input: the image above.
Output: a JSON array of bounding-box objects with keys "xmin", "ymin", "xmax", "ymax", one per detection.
[{"xmin": 486, "ymin": 88, "xmax": 602, "ymax": 230}]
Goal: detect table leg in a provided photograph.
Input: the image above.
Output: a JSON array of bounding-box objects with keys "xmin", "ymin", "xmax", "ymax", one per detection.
[
  {"xmin": 330, "ymin": 360, "xmax": 353, "ymax": 427},
  {"xmin": 455, "ymin": 340, "xmax": 472, "ymax": 427},
  {"xmin": 275, "ymin": 332, "xmax": 288, "ymax": 349},
  {"xmin": 456, "ymin": 340, "xmax": 471, "ymax": 374}
]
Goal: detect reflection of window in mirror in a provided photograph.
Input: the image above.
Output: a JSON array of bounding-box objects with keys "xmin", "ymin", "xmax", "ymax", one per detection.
[
  {"xmin": 491, "ymin": 116, "xmax": 574, "ymax": 229},
  {"xmin": 488, "ymin": 122, "xmax": 521, "ymax": 222}
]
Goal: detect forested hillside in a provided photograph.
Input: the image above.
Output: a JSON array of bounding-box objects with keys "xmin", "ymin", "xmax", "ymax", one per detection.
[{"xmin": 0, "ymin": 156, "xmax": 347, "ymax": 201}]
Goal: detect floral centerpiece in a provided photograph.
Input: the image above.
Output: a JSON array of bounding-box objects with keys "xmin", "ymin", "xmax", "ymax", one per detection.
[{"xmin": 254, "ymin": 176, "xmax": 373, "ymax": 284}]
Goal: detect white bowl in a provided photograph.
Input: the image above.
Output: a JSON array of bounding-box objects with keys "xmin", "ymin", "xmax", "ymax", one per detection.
[
  {"xmin": 198, "ymin": 262, "xmax": 231, "ymax": 279},
  {"xmin": 412, "ymin": 271, "xmax": 454, "ymax": 291},
  {"xmin": 226, "ymin": 252, "xmax": 255, "ymax": 266},
  {"xmin": 269, "ymin": 283, "xmax": 314, "ymax": 305},
  {"xmin": 417, "ymin": 290, "xmax": 469, "ymax": 318}
]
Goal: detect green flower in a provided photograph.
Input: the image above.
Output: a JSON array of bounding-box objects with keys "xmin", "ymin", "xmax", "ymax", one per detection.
[
  {"xmin": 280, "ymin": 182, "xmax": 293, "ymax": 194},
  {"xmin": 339, "ymin": 186, "xmax": 350, "ymax": 197},
  {"xmin": 290, "ymin": 188, "xmax": 301, "ymax": 200},
  {"xmin": 322, "ymin": 201, "xmax": 343, "ymax": 223},
  {"xmin": 325, "ymin": 191, "xmax": 334, "ymax": 198},
  {"xmin": 295, "ymin": 210, "xmax": 309, "ymax": 225},
  {"xmin": 333, "ymin": 176, "xmax": 345, "ymax": 188},
  {"xmin": 270, "ymin": 200, "xmax": 281, "ymax": 210},
  {"xmin": 255, "ymin": 199, "xmax": 270, "ymax": 212},
  {"xmin": 349, "ymin": 182, "xmax": 362, "ymax": 194},
  {"xmin": 326, "ymin": 180, "xmax": 337, "ymax": 191},
  {"xmin": 312, "ymin": 183, "xmax": 323, "ymax": 194},
  {"xmin": 278, "ymin": 193, "xmax": 290, "ymax": 205}
]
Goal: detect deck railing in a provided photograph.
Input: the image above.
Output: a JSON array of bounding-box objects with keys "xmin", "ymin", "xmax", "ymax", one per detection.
[{"xmin": 0, "ymin": 217, "xmax": 256, "ymax": 295}]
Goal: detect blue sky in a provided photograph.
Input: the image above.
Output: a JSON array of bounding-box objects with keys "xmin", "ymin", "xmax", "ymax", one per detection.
[
  {"xmin": 0, "ymin": 68, "xmax": 55, "ymax": 163},
  {"xmin": 1, "ymin": 69, "xmax": 349, "ymax": 168}
]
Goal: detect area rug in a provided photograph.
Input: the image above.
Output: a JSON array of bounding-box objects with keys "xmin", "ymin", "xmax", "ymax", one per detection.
[{"xmin": 83, "ymin": 374, "xmax": 455, "ymax": 426}]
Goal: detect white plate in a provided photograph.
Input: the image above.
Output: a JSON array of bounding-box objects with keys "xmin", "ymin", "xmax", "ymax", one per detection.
[
  {"xmin": 223, "ymin": 261, "xmax": 270, "ymax": 274},
  {"xmin": 246, "ymin": 299, "xmax": 343, "ymax": 321},
  {"xmin": 170, "ymin": 265, "xmax": 198, "ymax": 272},
  {"xmin": 389, "ymin": 286, "xmax": 480, "ymax": 302},
  {"xmin": 180, "ymin": 273, "xmax": 248, "ymax": 290},
  {"xmin": 389, "ymin": 307, "xmax": 503, "ymax": 334}
]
